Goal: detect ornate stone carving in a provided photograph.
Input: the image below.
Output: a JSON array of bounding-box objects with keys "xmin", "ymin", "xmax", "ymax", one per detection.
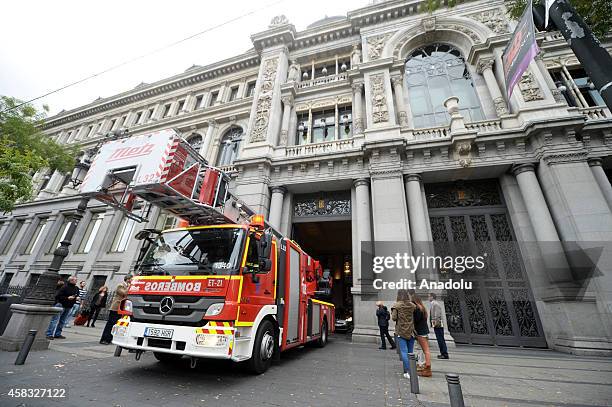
[
  {"xmin": 468, "ymin": 9, "xmax": 508, "ymax": 34},
  {"xmin": 269, "ymin": 15, "xmax": 289, "ymax": 27},
  {"xmin": 398, "ymin": 111, "xmax": 409, "ymax": 127},
  {"xmin": 518, "ymin": 72, "xmax": 544, "ymax": 102},
  {"xmin": 370, "ymin": 74, "xmax": 389, "ymax": 123},
  {"xmin": 542, "ymin": 151, "xmax": 588, "ymax": 166},
  {"xmin": 454, "ymin": 141, "xmax": 473, "ymax": 168},
  {"xmin": 366, "ymin": 33, "xmax": 391, "ymax": 60},
  {"xmin": 493, "ymin": 97, "xmax": 508, "ymax": 116},
  {"xmin": 551, "ymin": 88, "xmax": 565, "ymax": 103},
  {"xmin": 353, "ymin": 118, "xmax": 364, "ymax": 134},
  {"xmin": 281, "ymin": 95, "xmax": 294, "ymax": 107},
  {"xmin": 438, "ymin": 23, "xmax": 480, "ymax": 43},
  {"xmin": 250, "ymin": 57, "xmax": 278, "ymax": 143},
  {"xmin": 422, "ymin": 16, "xmax": 436, "ymax": 32},
  {"xmin": 351, "ymin": 44, "xmax": 362, "ymax": 66},
  {"xmin": 390, "ymin": 74, "xmax": 403, "ymax": 88},
  {"xmin": 476, "ymin": 58, "xmax": 494, "ymax": 74},
  {"xmin": 279, "ymin": 130, "xmax": 288, "ymax": 146},
  {"xmin": 287, "ymin": 61, "xmax": 300, "ymax": 82}
]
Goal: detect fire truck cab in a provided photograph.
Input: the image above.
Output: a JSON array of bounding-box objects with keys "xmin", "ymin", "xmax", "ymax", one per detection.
[{"xmin": 80, "ymin": 128, "xmax": 334, "ymax": 373}]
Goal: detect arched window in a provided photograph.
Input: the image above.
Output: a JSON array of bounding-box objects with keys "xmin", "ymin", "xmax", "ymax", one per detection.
[
  {"xmin": 217, "ymin": 126, "xmax": 243, "ymax": 166},
  {"xmin": 186, "ymin": 134, "xmax": 203, "ymax": 151},
  {"xmin": 405, "ymin": 44, "xmax": 483, "ymax": 128}
]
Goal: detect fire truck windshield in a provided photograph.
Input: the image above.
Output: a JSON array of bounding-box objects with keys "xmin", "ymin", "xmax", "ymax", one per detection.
[{"xmin": 139, "ymin": 228, "xmax": 245, "ymax": 276}]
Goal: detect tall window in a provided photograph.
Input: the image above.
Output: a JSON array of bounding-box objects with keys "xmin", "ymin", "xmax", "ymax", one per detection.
[
  {"xmin": 24, "ymin": 218, "xmax": 48, "ymax": 254},
  {"xmin": 49, "ymin": 218, "xmax": 72, "ymax": 253},
  {"xmin": 187, "ymin": 134, "xmax": 203, "ymax": 151},
  {"xmin": 405, "ymin": 44, "xmax": 483, "ymax": 128},
  {"xmin": 295, "ymin": 104, "xmax": 353, "ymax": 145},
  {"xmin": 312, "ymin": 109, "xmax": 335, "ymax": 143},
  {"xmin": 229, "ymin": 87, "xmax": 239, "ymax": 101},
  {"xmin": 195, "ymin": 95, "xmax": 204, "ymax": 109},
  {"xmin": 111, "ymin": 215, "xmax": 137, "ymax": 252},
  {"xmin": 162, "ymin": 104, "xmax": 171, "ymax": 118},
  {"xmin": 550, "ymin": 67, "xmax": 605, "ymax": 108},
  {"xmin": 78, "ymin": 213, "xmax": 105, "ymax": 253},
  {"xmin": 1, "ymin": 220, "xmax": 24, "ymax": 255},
  {"xmin": 246, "ymin": 82, "xmax": 256, "ymax": 97},
  {"xmin": 177, "ymin": 99, "xmax": 186, "ymax": 113},
  {"xmin": 217, "ymin": 127, "xmax": 243, "ymax": 167},
  {"xmin": 209, "ymin": 91, "xmax": 219, "ymax": 106},
  {"xmin": 0, "ymin": 272, "xmax": 14, "ymax": 289},
  {"xmin": 134, "ymin": 111, "xmax": 143, "ymax": 125}
]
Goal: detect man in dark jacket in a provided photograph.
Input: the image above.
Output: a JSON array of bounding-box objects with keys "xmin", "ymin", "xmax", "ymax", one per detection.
[
  {"xmin": 46, "ymin": 276, "xmax": 80, "ymax": 339},
  {"xmin": 376, "ymin": 301, "xmax": 396, "ymax": 350}
]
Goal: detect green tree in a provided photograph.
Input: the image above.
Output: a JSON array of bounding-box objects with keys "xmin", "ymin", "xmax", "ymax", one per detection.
[
  {"xmin": 0, "ymin": 96, "xmax": 77, "ymax": 212},
  {"xmin": 506, "ymin": 0, "xmax": 612, "ymax": 37}
]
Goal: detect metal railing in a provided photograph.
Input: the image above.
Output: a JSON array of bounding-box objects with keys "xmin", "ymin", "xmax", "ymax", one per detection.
[
  {"xmin": 285, "ymin": 137, "xmax": 356, "ymax": 157},
  {"xmin": 296, "ymin": 72, "xmax": 348, "ymax": 89}
]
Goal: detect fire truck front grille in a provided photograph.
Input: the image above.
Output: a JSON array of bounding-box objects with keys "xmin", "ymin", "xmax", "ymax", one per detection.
[{"xmin": 130, "ymin": 295, "xmax": 224, "ymax": 324}]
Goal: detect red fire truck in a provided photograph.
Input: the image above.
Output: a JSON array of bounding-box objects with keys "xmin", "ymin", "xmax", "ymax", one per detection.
[{"xmin": 80, "ymin": 129, "xmax": 334, "ymax": 373}]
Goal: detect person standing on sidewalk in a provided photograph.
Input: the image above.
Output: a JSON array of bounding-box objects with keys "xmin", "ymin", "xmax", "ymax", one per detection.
[
  {"xmin": 65, "ymin": 281, "xmax": 88, "ymax": 328},
  {"xmin": 100, "ymin": 275, "xmax": 132, "ymax": 345},
  {"xmin": 46, "ymin": 276, "xmax": 80, "ymax": 340},
  {"xmin": 87, "ymin": 285, "xmax": 108, "ymax": 328},
  {"xmin": 391, "ymin": 290, "xmax": 416, "ymax": 379},
  {"xmin": 429, "ymin": 293, "xmax": 449, "ymax": 359},
  {"xmin": 376, "ymin": 301, "xmax": 396, "ymax": 350},
  {"xmin": 411, "ymin": 292, "xmax": 432, "ymax": 377}
]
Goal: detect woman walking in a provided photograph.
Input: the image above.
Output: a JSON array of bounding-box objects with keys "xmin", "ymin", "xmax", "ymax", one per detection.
[
  {"xmin": 411, "ymin": 292, "xmax": 432, "ymax": 377},
  {"xmin": 87, "ymin": 286, "xmax": 108, "ymax": 328},
  {"xmin": 391, "ymin": 289, "xmax": 416, "ymax": 379}
]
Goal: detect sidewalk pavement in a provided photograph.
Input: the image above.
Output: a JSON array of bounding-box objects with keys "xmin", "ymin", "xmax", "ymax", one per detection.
[{"xmin": 0, "ymin": 326, "xmax": 610, "ymax": 406}]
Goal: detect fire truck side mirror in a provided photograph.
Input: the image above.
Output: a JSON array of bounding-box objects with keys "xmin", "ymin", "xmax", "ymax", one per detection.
[{"xmin": 256, "ymin": 230, "xmax": 273, "ymax": 272}]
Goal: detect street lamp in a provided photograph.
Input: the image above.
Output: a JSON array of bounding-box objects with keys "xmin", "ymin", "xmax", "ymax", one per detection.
[{"xmin": 23, "ymin": 128, "xmax": 128, "ymax": 306}]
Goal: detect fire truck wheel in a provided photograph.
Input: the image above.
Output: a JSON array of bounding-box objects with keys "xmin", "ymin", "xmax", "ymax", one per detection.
[
  {"xmin": 248, "ymin": 320, "xmax": 275, "ymax": 374},
  {"xmin": 316, "ymin": 320, "xmax": 328, "ymax": 348},
  {"xmin": 153, "ymin": 352, "xmax": 182, "ymax": 364}
]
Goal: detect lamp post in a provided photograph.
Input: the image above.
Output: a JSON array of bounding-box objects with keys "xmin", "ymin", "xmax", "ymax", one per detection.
[{"xmin": 24, "ymin": 128, "xmax": 129, "ymax": 305}]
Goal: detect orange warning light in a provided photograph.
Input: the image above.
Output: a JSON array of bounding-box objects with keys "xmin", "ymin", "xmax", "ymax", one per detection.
[{"xmin": 250, "ymin": 214, "xmax": 265, "ymax": 230}]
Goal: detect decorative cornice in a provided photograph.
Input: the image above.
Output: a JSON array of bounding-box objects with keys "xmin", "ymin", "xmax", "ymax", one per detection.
[
  {"xmin": 353, "ymin": 178, "xmax": 370, "ymax": 188},
  {"xmin": 542, "ymin": 151, "xmax": 588, "ymax": 166},
  {"xmin": 404, "ymin": 173, "xmax": 422, "ymax": 183}
]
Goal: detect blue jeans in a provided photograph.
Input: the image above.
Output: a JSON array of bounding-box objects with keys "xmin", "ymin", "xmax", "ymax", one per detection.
[
  {"xmin": 64, "ymin": 303, "xmax": 80, "ymax": 327},
  {"xmin": 434, "ymin": 327, "xmax": 448, "ymax": 357},
  {"xmin": 46, "ymin": 304, "xmax": 72, "ymax": 337},
  {"xmin": 397, "ymin": 336, "xmax": 415, "ymax": 373}
]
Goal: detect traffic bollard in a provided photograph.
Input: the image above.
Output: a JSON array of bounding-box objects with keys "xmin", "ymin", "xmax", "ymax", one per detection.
[
  {"xmin": 114, "ymin": 346, "xmax": 123, "ymax": 357},
  {"xmin": 446, "ymin": 373, "xmax": 465, "ymax": 407},
  {"xmin": 408, "ymin": 352, "xmax": 420, "ymax": 394},
  {"xmin": 15, "ymin": 330, "xmax": 37, "ymax": 365}
]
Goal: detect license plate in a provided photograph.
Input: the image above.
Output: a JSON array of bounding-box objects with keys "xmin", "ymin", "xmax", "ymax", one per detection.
[{"xmin": 144, "ymin": 327, "xmax": 174, "ymax": 339}]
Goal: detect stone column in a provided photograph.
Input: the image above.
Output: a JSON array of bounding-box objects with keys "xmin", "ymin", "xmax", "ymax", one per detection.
[
  {"xmin": 268, "ymin": 186, "xmax": 286, "ymax": 229},
  {"xmin": 351, "ymin": 82, "xmax": 364, "ymax": 134},
  {"xmin": 404, "ymin": 174, "xmax": 429, "ymax": 242},
  {"xmin": 391, "ymin": 74, "xmax": 409, "ymax": 127},
  {"xmin": 535, "ymin": 51, "xmax": 565, "ymax": 103},
  {"xmin": 200, "ymin": 119, "xmax": 217, "ymax": 159},
  {"xmin": 279, "ymin": 96, "xmax": 293, "ymax": 146},
  {"xmin": 588, "ymin": 158, "xmax": 612, "ymax": 211},
  {"xmin": 477, "ymin": 58, "xmax": 508, "ymax": 116},
  {"xmin": 353, "ymin": 179, "xmax": 373, "ymax": 287},
  {"xmin": 512, "ymin": 163, "xmax": 572, "ymax": 283}
]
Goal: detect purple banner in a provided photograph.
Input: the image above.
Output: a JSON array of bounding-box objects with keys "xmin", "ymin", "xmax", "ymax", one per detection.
[{"xmin": 502, "ymin": 0, "xmax": 540, "ymax": 99}]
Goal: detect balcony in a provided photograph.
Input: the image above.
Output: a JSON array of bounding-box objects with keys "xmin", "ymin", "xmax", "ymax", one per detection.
[
  {"xmin": 285, "ymin": 137, "xmax": 359, "ymax": 158},
  {"xmin": 578, "ymin": 106, "xmax": 610, "ymax": 121},
  {"xmin": 296, "ymin": 73, "xmax": 348, "ymax": 90}
]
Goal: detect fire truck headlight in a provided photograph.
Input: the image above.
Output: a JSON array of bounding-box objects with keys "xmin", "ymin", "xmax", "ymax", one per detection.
[
  {"xmin": 195, "ymin": 334, "xmax": 229, "ymax": 347},
  {"xmin": 205, "ymin": 303, "xmax": 224, "ymax": 316}
]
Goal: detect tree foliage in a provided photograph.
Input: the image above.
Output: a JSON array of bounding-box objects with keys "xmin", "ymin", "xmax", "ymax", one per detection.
[
  {"xmin": 0, "ymin": 96, "xmax": 77, "ymax": 212},
  {"xmin": 506, "ymin": 0, "xmax": 612, "ymax": 37}
]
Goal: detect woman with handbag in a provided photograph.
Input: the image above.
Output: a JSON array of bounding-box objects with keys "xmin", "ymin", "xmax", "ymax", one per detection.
[{"xmin": 87, "ymin": 286, "xmax": 108, "ymax": 328}]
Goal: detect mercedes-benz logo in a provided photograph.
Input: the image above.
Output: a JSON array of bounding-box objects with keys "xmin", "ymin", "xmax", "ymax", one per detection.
[{"xmin": 159, "ymin": 296, "xmax": 175, "ymax": 315}]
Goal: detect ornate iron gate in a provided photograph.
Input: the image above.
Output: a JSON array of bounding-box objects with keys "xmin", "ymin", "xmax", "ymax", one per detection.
[{"xmin": 426, "ymin": 180, "xmax": 547, "ymax": 347}]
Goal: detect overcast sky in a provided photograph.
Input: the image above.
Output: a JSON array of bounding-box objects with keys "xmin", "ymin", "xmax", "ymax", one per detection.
[{"xmin": 0, "ymin": 0, "xmax": 368, "ymax": 116}]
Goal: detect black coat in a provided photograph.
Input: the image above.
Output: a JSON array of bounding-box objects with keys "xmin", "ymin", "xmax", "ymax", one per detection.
[
  {"xmin": 91, "ymin": 292, "xmax": 108, "ymax": 309},
  {"xmin": 376, "ymin": 306, "xmax": 391, "ymax": 327},
  {"xmin": 55, "ymin": 283, "xmax": 80, "ymax": 309}
]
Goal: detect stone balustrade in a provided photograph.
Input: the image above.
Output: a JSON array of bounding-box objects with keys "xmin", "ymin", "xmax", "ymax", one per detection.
[
  {"xmin": 465, "ymin": 119, "xmax": 503, "ymax": 133},
  {"xmin": 285, "ymin": 137, "xmax": 356, "ymax": 157},
  {"xmin": 296, "ymin": 72, "xmax": 348, "ymax": 90},
  {"xmin": 218, "ymin": 164, "xmax": 237, "ymax": 174},
  {"xmin": 411, "ymin": 125, "xmax": 451, "ymax": 141},
  {"xmin": 579, "ymin": 106, "xmax": 610, "ymax": 120}
]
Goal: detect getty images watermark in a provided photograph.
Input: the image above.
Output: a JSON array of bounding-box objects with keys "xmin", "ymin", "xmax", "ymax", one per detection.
[
  {"xmin": 370, "ymin": 252, "xmax": 487, "ymax": 290},
  {"xmin": 360, "ymin": 240, "xmax": 604, "ymax": 297}
]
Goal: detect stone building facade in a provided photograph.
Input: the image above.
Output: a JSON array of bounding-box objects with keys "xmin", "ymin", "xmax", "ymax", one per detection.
[{"xmin": 1, "ymin": 0, "xmax": 611, "ymax": 355}]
